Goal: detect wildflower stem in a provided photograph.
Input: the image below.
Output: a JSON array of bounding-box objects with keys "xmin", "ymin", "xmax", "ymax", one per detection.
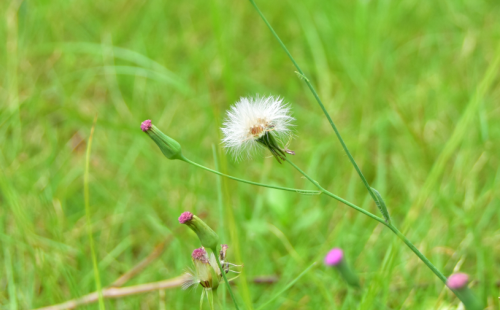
[
  {"xmin": 284, "ymin": 159, "xmax": 384, "ymax": 223},
  {"xmin": 180, "ymin": 155, "xmax": 321, "ymax": 195},
  {"xmin": 384, "ymin": 224, "xmax": 447, "ymax": 283},
  {"xmin": 207, "ymin": 289, "xmax": 217, "ymax": 310},
  {"xmin": 284, "ymin": 158, "xmax": 449, "ymax": 285},
  {"xmin": 247, "ymin": 0, "xmax": 455, "ymax": 300},
  {"xmin": 214, "ymin": 249, "xmax": 240, "ymax": 310},
  {"xmin": 212, "ymin": 289, "xmax": 223, "ymax": 309},
  {"xmin": 247, "ymin": 0, "xmax": 378, "ymax": 204}
]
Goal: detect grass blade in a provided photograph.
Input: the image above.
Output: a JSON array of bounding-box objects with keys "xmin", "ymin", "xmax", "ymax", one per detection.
[{"xmin": 84, "ymin": 115, "xmax": 106, "ymax": 310}]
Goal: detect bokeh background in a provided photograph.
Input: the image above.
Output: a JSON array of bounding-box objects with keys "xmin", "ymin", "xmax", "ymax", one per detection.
[{"xmin": 1, "ymin": 0, "xmax": 500, "ymax": 309}]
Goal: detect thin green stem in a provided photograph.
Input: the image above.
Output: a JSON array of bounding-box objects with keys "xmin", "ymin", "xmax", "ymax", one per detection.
[
  {"xmin": 214, "ymin": 250, "xmax": 240, "ymax": 310},
  {"xmin": 284, "ymin": 158, "xmax": 448, "ymax": 285},
  {"xmin": 284, "ymin": 159, "xmax": 384, "ymax": 224},
  {"xmin": 200, "ymin": 289, "xmax": 206, "ymax": 310},
  {"xmin": 181, "ymin": 155, "xmax": 321, "ymax": 195},
  {"xmin": 385, "ymin": 225, "xmax": 447, "ymax": 284},
  {"xmin": 248, "ymin": 0, "xmax": 377, "ymax": 204},
  {"xmin": 207, "ymin": 288, "xmax": 219, "ymax": 310},
  {"xmin": 212, "ymin": 288, "xmax": 222, "ymax": 309}
]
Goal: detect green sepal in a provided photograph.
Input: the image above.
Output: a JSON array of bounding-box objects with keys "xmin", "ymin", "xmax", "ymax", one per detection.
[
  {"xmin": 207, "ymin": 288, "xmax": 219, "ymax": 310},
  {"xmin": 185, "ymin": 215, "xmax": 219, "ymax": 251},
  {"xmin": 257, "ymin": 132, "xmax": 287, "ymax": 164},
  {"xmin": 209, "ymin": 264, "xmax": 220, "ymax": 290},
  {"xmin": 200, "ymin": 289, "xmax": 205, "ymax": 310}
]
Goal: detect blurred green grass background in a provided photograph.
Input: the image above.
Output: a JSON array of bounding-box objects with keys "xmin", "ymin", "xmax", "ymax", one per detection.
[{"xmin": 1, "ymin": 0, "xmax": 500, "ymax": 309}]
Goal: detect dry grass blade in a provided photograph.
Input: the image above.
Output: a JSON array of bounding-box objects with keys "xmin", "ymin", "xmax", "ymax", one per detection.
[
  {"xmin": 33, "ymin": 275, "xmax": 188, "ymax": 310},
  {"xmin": 33, "ymin": 237, "xmax": 174, "ymax": 310}
]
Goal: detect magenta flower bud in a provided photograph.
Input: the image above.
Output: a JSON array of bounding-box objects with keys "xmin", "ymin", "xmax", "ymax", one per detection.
[
  {"xmin": 446, "ymin": 273, "xmax": 482, "ymax": 310},
  {"xmin": 178, "ymin": 211, "xmax": 219, "ymax": 251},
  {"xmin": 324, "ymin": 248, "xmax": 343, "ymax": 266},
  {"xmin": 190, "ymin": 247, "xmax": 219, "ymax": 289},
  {"xmin": 192, "ymin": 247, "xmax": 209, "ymax": 263},
  {"xmin": 183, "ymin": 245, "xmax": 240, "ymax": 292},
  {"xmin": 141, "ymin": 119, "xmax": 152, "ymax": 132},
  {"xmin": 447, "ymin": 273, "xmax": 469, "ymax": 289},
  {"xmin": 179, "ymin": 211, "xmax": 194, "ymax": 224},
  {"xmin": 325, "ymin": 247, "xmax": 360, "ymax": 288},
  {"xmin": 141, "ymin": 119, "xmax": 183, "ymax": 160}
]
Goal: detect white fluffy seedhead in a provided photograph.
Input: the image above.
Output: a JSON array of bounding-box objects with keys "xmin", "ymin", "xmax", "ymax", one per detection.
[{"xmin": 221, "ymin": 95, "xmax": 294, "ymax": 159}]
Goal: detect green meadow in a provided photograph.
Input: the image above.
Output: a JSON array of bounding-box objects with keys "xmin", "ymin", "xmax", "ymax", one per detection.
[{"xmin": 1, "ymin": 0, "xmax": 500, "ymax": 309}]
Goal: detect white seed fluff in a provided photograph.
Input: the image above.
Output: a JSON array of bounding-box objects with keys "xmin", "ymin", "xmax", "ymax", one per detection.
[{"xmin": 221, "ymin": 95, "xmax": 294, "ymax": 159}]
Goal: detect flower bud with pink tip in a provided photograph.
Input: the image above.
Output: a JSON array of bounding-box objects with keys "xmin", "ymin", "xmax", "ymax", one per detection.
[
  {"xmin": 189, "ymin": 247, "xmax": 220, "ymax": 290},
  {"xmin": 179, "ymin": 211, "xmax": 219, "ymax": 252},
  {"xmin": 446, "ymin": 273, "xmax": 482, "ymax": 310},
  {"xmin": 324, "ymin": 248, "xmax": 344, "ymax": 266},
  {"xmin": 141, "ymin": 119, "xmax": 183, "ymax": 160},
  {"xmin": 447, "ymin": 273, "xmax": 469, "ymax": 290},
  {"xmin": 325, "ymin": 248, "xmax": 360, "ymax": 288}
]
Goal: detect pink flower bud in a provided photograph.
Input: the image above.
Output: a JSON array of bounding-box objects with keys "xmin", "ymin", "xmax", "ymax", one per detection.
[
  {"xmin": 140, "ymin": 120, "xmax": 183, "ymax": 160},
  {"xmin": 178, "ymin": 212, "xmax": 219, "ymax": 251},
  {"xmin": 141, "ymin": 119, "xmax": 152, "ymax": 132},
  {"xmin": 191, "ymin": 247, "xmax": 209, "ymax": 263},
  {"xmin": 447, "ymin": 273, "xmax": 469, "ymax": 289},
  {"xmin": 179, "ymin": 211, "xmax": 194, "ymax": 224},
  {"xmin": 324, "ymin": 248, "xmax": 344, "ymax": 266}
]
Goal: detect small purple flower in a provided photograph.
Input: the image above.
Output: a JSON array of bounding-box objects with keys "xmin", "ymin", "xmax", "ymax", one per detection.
[
  {"xmin": 179, "ymin": 211, "xmax": 194, "ymax": 224},
  {"xmin": 447, "ymin": 273, "xmax": 469, "ymax": 289},
  {"xmin": 141, "ymin": 119, "xmax": 152, "ymax": 132},
  {"xmin": 325, "ymin": 248, "xmax": 344, "ymax": 266}
]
